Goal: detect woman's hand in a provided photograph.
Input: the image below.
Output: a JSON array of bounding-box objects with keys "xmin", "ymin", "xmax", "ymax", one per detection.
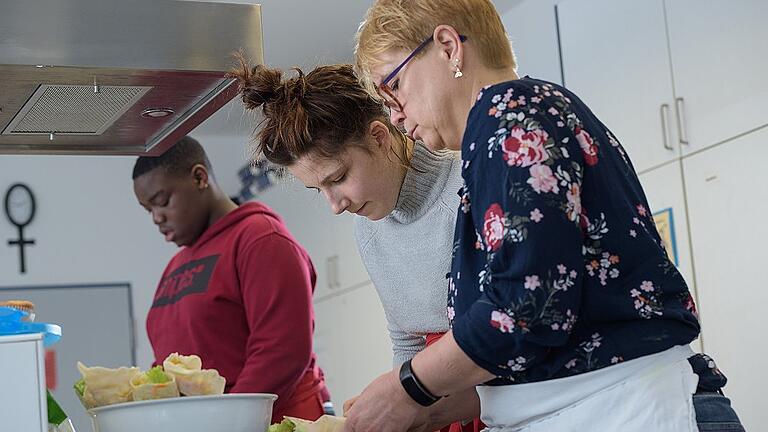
[
  {"xmin": 342, "ymin": 369, "xmax": 425, "ymax": 432},
  {"xmin": 343, "ymin": 332, "xmax": 491, "ymax": 431},
  {"xmin": 343, "ymin": 394, "xmax": 360, "ymax": 415}
]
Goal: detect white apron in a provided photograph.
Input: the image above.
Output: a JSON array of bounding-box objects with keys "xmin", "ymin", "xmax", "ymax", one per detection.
[{"xmin": 478, "ymin": 345, "xmax": 699, "ymax": 432}]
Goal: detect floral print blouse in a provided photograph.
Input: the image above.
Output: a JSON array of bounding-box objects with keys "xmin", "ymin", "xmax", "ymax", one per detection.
[{"xmin": 449, "ymin": 77, "xmax": 700, "ymax": 385}]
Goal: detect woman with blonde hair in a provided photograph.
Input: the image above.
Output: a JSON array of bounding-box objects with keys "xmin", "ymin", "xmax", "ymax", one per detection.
[
  {"xmin": 229, "ymin": 61, "xmax": 483, "ymax": 431},
  {"xmin": 344, "ymin": 1, "xmax": 743, "ymax": 431}
]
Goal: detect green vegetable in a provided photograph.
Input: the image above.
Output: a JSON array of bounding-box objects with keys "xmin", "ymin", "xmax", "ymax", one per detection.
[
  {"xmin": 145, "ymin": 366, "xmax": 171, "ymax": 384},
  {"xmin": 47, "ymin": 390, "xmax": 68, "ymax": 425},
  {"xmin": 268, "ymin": 418, "xmax": 296, "ymax": 432},
  {"xmin": 73, "ymin": 378, "xmax": 86, "ymax": 398}
]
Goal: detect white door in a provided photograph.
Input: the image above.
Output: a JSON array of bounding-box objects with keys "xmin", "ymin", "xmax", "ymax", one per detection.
[
  {"xmin": 312, "ymin": 290, "xmax": 345, "ymax": 406},
  {"xmin": 557, "ymin": 0, "xmax": 679, "ymax": 173},
  {"xmin": 682, "ymin": 127, "xmax": 768, "ymax": 431},
  {"xmin": 313, "ymin": 282, "xmax": 391, "ymax": 407},
  {"xmin": 328, "ymin": 212, "xmax": 371, "ymax": 292},
  {"xmin": 666, "ymin": 0, "xmax": 768, "ymax": 153}
]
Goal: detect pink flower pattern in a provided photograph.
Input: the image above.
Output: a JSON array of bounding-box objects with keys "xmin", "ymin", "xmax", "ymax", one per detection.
[
  {"xmin": 491, "ymin": 310, "xmax": 515, "ymax": 333},
  {"xmin": 530, "ymin": 208, "xmax": 544, "ymax": 223},
  {"xmin": 483, "ymin": 204, "xmax": 507, "ymax": 252},
  {"xmin": 524, "ymin": 275, "xmax": 541, "ymax": 290},
  {"xmin": 527, "ymin": 164, "xmax": 559, "ymax": 194},
  {"xmin": 501, "ymin": 126, "xmax": 550, "ymax": 167},
  {"xmin": 575, "ymin": 127, "xmax": 599, "ymax": 166}
]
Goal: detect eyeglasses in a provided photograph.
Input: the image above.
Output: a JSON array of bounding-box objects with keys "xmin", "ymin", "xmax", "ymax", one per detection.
[{"xmin": 378, "ymin": 34, "xmax": 468, "ymax": 112}]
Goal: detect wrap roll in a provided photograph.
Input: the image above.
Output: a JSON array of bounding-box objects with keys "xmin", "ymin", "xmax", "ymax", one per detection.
[
  {"xmin": 74, "ymin": 362, "xmax": 140, "ymax": 408},
  {"xmin": 162, "ymin": 352, "xmax": 226, "ymax": 396},
  {"xmin": 269, "ymin": 416, "xmax": 346, "ymax": 432},
  {"xmin": 130, "ymin": 366, "xmax": 181, "ymax": 401}
]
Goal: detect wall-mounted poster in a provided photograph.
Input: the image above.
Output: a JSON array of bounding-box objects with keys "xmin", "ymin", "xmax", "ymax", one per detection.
[
  {"xmin": 653, "ymin": 207, "xmax": 679, "ymax": 266},
  {"xmin": 236, "ymin": 160, "xmax": 283, "ymax": 202}
]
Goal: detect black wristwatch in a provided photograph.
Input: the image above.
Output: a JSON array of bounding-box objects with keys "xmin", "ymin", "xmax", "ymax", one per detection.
[{"xmin": 399, "ymin": 359, "xmax": 442, "ymax": 407}]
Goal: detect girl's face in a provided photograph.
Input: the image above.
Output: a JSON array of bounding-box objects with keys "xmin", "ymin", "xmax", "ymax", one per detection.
[{"xmin": 288, "ymin": 122, "xmax": 407, "ymax": 221}]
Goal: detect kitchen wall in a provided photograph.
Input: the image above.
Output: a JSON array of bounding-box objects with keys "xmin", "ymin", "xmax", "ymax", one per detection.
[{"xmin": 0, "ymin": 154, "xmax": 175, "ymax": 368}]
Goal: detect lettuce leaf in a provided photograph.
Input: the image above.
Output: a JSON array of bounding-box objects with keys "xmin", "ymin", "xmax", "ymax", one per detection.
[
  {"xmin": 268, "ymin": 419, "xmax": 296, "ymax": 432},
  {"xmin": 73, "ymin": 378, "xmax": 86, "ymax": 398},
  {"xmin": 145, "ymin": 366, "xmax": 171, "ymax": 384}
]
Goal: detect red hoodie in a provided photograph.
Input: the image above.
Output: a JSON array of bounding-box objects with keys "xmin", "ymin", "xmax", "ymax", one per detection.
[{"xmin": 146, "ymin": 202, "xmax": 327, "ymax": 421}]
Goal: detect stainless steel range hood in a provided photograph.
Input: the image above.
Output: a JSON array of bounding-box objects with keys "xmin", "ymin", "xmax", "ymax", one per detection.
[{"xmin": 0, "ymin": 0, "xmax": 263, "ymax": 155}]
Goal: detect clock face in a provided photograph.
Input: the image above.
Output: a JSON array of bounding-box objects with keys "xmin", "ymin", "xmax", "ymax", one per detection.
[{"xmin": 4, "ymin": 183, "xmax": 36, "ymax": 227}]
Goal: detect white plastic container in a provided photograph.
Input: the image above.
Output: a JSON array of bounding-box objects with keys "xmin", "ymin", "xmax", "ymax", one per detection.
[
  {"xmin": 87, "ymin": 393, "xmax": 277, "ymax": 432},
  {"xmin": 0, "ymin": 333, "xmax": 48, "ymax": 432}
]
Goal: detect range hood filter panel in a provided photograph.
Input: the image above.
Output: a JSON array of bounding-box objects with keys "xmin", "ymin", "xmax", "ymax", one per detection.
[
  {"xmin": 0, "ymin": 0, "xmax": 264, "ymax": 154},
  {"xmin": 3, "ymin": 84, "xmax": 151, "ymax": 135}
]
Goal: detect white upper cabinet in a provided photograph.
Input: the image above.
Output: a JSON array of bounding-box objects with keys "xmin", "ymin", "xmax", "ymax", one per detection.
[
  {"xmin": 665, "ymin": 0, "xmax": 768, "ymax": 153},
  {"xmin": 557, "ymin": 0, "xmax": 679, "ymax": 173},
  {"xmin": 502, "ymin": 0, "xmax": 564, "ymax": 84},
  {"xmin": 558, "ymin": 0, "xmax": 768, "ymax": 170}
]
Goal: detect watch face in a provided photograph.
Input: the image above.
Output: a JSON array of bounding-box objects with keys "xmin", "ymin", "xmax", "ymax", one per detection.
[{"xmin": 5, "ymin": 184, "xmax": 35, "ymax": 226}]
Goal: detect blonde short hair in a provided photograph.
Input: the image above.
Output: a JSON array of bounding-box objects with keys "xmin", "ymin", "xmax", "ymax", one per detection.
[{"xmin": 355, "ymin": 0, "xmax": 516, "ymax": 87}]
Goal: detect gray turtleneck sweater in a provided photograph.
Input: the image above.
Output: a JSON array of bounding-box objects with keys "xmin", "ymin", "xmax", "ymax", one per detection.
[{"xmin": 354, "ymin": 142, "xmax": 463, "ymax": 367}]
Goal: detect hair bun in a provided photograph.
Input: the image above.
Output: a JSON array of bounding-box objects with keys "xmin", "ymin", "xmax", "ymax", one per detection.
[
  {"xmin": 229, "ymin": 53, "xmax": 283, "ymax": 110},
  {"xmin": 287, "ymin": 67, "xmax": 308, "ymax": 101}
]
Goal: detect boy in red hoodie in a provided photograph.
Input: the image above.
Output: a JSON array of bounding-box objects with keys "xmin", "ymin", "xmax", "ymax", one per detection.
[{"xmin": 132, "ymin": 136, "xmax": 330, "ymax": 422}]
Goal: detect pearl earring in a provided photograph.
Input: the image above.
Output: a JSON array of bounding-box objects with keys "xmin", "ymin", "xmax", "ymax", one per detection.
[{"xmin": 452, "ymin": 58, "xmax": 463, "ymax": 78}]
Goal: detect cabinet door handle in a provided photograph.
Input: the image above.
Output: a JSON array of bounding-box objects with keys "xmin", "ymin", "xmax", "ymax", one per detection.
[
  {"xmin": 660, "ymin": 103, "xmax": 673, "ymax": 150},
  {"xmin": 333, "ymin": 255, "xmax": 340, "ymax": 289},
  {"xmin": 326, "ymin": 255, "xmax": 340, "ymax": 289},
  {"xmin": 326, "ymin": 255, "xmax": 334, "ymax": 289},
  {"xmin": 675, "ymin": 97, "xmax": 690, "ymax": 146}
]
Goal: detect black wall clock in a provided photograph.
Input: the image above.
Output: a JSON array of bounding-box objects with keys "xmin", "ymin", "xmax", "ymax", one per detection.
[{"xmin": 4, "ymin": 183, "xmax": 37, "ymax": 273}]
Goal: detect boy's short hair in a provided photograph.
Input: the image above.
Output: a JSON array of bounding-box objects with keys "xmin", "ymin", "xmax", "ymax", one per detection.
[{"xmin": 132, "ymin": 136, "xmax": 212, "ymax": 180}]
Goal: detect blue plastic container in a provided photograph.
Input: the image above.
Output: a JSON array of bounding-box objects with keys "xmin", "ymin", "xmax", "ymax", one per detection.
[{"xmin": 0, "ymin": 306, "xmax": 61, "ymax": 346}]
